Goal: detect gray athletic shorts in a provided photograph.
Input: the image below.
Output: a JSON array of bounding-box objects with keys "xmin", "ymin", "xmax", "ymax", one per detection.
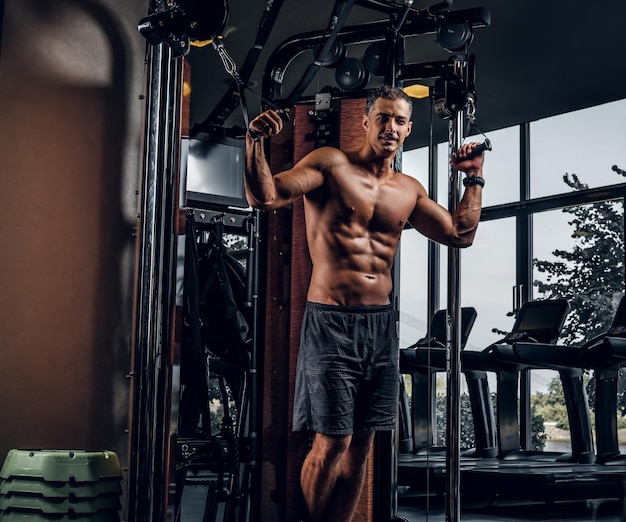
[{"xmin": 292, "ymin": 301, "xmax": 399, "ymax": 435}]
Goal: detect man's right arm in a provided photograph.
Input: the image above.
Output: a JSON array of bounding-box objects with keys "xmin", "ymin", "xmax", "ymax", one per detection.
[
  {"xmin": 245, "ymin": 132, "xmax": 281, "ymax": 209},
  {"xmin": 245, "ymin": 109, "xmax": 327, "ymax": 210}
]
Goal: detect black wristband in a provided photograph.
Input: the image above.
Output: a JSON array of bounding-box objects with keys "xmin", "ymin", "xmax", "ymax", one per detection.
[{"xmin": 463, "ymin": 174, "xmax": 485, "ymax": 188}]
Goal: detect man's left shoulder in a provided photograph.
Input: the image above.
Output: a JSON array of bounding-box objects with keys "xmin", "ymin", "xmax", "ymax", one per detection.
[{"xmin": 394, "ymin": 171, "xmax": 424, "ymax": 189}]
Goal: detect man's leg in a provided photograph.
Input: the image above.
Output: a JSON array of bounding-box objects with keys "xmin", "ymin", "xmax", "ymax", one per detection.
[
  {"xmin": 300, "ymin": 430, "xmax": 375, "ymax": 522},
  {"xmin": 324, "ymin": 430, "xmax": 375, "ymax": 521},
  {"xmin": 300, "ymin": 432, "xmax": 351, "ymax": 521}
]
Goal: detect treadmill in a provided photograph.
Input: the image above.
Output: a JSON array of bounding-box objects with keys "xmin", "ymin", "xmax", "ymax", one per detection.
[
  {"xmin": 463, "ymin": 298, "xmax": 626, "ymax": 503},
  {"xmin": 397, "ymin": 306, "xmax": 491, "ymax": 494},
  {"xmin": 476, "ymin": 298, "xmax": 595, "ymax": 463},
  {"xmin": 398, "ymin": 299, "xmax": 615, "ymax": 502},
  {"xmin": 579, "ymin": 295, "xmax": 626, "ymax": 465}
]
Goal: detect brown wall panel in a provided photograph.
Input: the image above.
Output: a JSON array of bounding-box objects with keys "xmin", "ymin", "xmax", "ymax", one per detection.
[
  {"xmin": 284, "ymin": 104, "xmax": 318, "ymax": 521},
  {"xmin": 0, "ymin": 2, "xmax": 149, "ymax": 506},
  {"xmin": 339, "ymin": 98, "xmax": 375, "ymax": 522},
  {"xmin": 340, "ymin": 98, "xmax": 367, "ymax": 150},
  {"xmin": 259, "ymin": 99, "xmax": 375, "ymax": 521},
  {"xmin": 260, "ymin": 114, "xmax": 296, "ymax": 521}
]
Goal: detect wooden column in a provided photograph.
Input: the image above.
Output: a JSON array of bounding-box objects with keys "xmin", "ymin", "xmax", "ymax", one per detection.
[
  {"xmin": 261, "ymin": 98, "xmax": 376, "ymax": 522},
  {"xmin": 339, "ymin": 99, "xmax": 375, "ymax": 522},
  {"xmin": 283, "ymin": 104, "xmax": 316, "ymax": 522},
  {"xmin": 259, "ymin": 112, "xmax": 297, "ymax": 522}
]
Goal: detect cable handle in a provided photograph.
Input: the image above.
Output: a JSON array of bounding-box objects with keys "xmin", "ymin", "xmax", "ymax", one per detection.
[
  {"xmin": 453, "ymin": 138, "xmax": 492, "ymax": 161},
  {"xmin": 248, "ymin": 108, "xmax": 291, "ymax": 142}
]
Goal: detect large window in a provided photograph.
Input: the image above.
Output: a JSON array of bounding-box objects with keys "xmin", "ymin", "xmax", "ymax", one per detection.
[
  {"xmin": 398, "ymin": 229, "xmax": 429, "ymax": 348},
  {"xmin": 530, "ymin": 98, "xmax": 626, "ymax": 199},
  {"xmin": 404, "ymin": 217, "xmax": 519, "ymax": 350},
  {"xmin": 401, "ymin": 97, "xmax": 626, "ymax": 346},
  {"xmin": 533, "ymin": 201, "xmax": 625, "ymax": 344},
  {"xmin": 400, "ymin": 97, "xmax": 626, "ymax": 474},
  {"xmin": 463, "ymin": 126, "xmax": 521, "ymax": 207},
  {"xmin": 459, "ymin": 217, "xmax": 517, "ymax": 351}
]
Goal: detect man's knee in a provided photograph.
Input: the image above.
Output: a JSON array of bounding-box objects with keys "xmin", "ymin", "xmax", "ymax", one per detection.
[
  {"xmin": 310, "ymin": 433, "xmax": 352, "ymax": 463},
  {"xmin": 348, "ymin": 431, "xmax": 375, "ymax": 460}
]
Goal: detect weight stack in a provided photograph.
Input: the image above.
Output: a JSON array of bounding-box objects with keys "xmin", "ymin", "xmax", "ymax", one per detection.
[{"xmin": 0, "ymin": 450, "xmax": 122, "ymax": 521}]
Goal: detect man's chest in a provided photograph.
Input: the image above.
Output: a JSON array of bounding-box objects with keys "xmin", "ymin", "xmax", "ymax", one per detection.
[{"xmin": 328, "ymin": 179, "xmax": 415, "ymax": 232}]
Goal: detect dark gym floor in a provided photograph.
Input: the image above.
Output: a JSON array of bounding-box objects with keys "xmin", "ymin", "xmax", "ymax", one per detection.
[
  {"xmin": 178, "ymin": 471, "xmax": 626, "ymax": 521},
  {"xmin": 396, "ymin": 489, "xmax": 626, "ymax": 521}
]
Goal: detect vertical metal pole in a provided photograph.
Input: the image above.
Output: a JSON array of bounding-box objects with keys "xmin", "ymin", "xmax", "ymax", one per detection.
[
  {"xmin": 384, "ymin": 29, "xmax": 406, "ymax": 522},
  {"xmin": 445, "ymin": 102, "xmax": 465, "ymax": 522},
  {"xmin": 247, "ymin": 209, "xmax": 261, "ymax": 518},
  {"xmin": 518, "ymin": 122, "xmax": 532, "ymax": 449},
  {"xmin": 128, "ymin": 37, "xmax": 182, "ymax": 522},
  {"xmin": 427, "ymin": 94, "xmax": 441, "ymax": 332}
]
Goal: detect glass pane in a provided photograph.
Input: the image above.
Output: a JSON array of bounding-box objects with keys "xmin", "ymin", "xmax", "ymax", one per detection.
[
  {"xmin": 431, "ymin": 126, "xmax": 519, "ymax": 208},
  {"xmin": 452, "ymin": 217, "xmax": 518, "ymax": 351},
  {"xmin": 400, "ymin": 147, "xmax": 520, "ymax": 348},
  {"xmin": 530, "ymin": 98, "xmax": 626, "ymax": 199},
  {"xmin": 532, "ymin": 202, "xmax": 625, "ymax": 456},
  {"xmin": 531, "ymin": 369, "xmax": 570, "ymax": 452},
  {"xmin": 398, "ymin": 220, "xmax": 430, "ymax": 348},
  {"xmin": 463, "ymin": 126, "xmax": 520, "ymax": 206},
  {"xmin": 532, "ymin": 201, "xmax": 625, "ymax": 345},
  {"xmin": 401, "ymin": 144, "xmax": 445, "ymax": 210},
  {"xmin": 401, "ymin": 146, "xmax": 428, "ymax": 186},
  {"xmin": 399, "ymin": 148, "xmax": 430, "ymax": 347}
]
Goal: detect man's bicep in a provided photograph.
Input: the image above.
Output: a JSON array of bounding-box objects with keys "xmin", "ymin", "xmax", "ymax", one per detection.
[
  {"xmin": 274, "ymin": 162, "xmax": 325, "ymax": 203},
  {"xmin": 409, "ymin": 196, "xmax": 455, "ymax": 245}
]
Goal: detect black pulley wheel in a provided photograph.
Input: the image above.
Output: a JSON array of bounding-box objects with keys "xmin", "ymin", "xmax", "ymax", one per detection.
[
  {"xmin": 313, "ymin": 40, "xmax": 346, "ymax": 68},
  {"xmin": 363, "ymin": 41, "xmax": 386, "ymax": 76},
  {"xmin": 437, "ymin": 22, "xmax": 474, "ymax": 52},
  {"xmin": 335, "ymin": 57, "xmax": 370, "ymax": 91}
]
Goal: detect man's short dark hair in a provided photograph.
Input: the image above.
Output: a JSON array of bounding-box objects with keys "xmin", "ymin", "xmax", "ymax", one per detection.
[{"xmin": 366, "ymin": 85, "xmax": 413, "ymax": 117}]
